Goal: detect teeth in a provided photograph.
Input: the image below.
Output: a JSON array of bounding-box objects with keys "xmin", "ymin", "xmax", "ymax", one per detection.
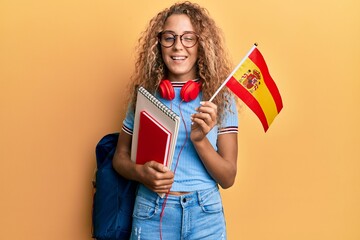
[{"xmin": 172, "ymin": 56, "xmax": 186, "ymax": 60}]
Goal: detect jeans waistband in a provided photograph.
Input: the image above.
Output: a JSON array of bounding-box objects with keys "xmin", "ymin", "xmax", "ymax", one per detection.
[{"xmin": 136, "ymin": 184, "xmax": 220, "ymax": 207}]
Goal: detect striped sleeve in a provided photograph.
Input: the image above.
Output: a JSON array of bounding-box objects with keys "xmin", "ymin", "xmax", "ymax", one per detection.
[
  {"xmin": 121, "ymin": 124, "xmax": 133, "ymax": 135},
  {"xmin": 121, "ymin": 104, "xmax": 135, "ymax": 135},
  {"xmin": 218, "ymin": 126, "xmax": 238, "ymax": 135},
  {"xmin": 217, "ymin": 96, "xmax": 239, "ymax": 135}
]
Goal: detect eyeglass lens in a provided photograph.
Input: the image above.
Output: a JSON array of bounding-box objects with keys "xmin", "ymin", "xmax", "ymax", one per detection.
[{"xmin": 160, "ymin": 32, "xmax": 198, "ymax": 48}]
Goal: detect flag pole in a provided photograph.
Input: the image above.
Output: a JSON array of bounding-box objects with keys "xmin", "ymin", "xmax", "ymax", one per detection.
[{"xmin": 209, "ymin": 43, "xmax": 258, "ymax": 102}]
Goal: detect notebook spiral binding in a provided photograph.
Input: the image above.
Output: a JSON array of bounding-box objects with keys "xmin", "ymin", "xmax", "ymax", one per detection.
[{"xmin": 138, "ymin": 87, "xmax": 179, "ymax": 121}]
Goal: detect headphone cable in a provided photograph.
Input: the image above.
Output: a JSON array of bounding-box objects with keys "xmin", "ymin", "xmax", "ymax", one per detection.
[{"xmin": 159, "ymin": 100, "xmax": 188, "ymax": 240}]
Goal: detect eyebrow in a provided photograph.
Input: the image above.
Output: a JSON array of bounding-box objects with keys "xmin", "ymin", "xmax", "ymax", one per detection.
[{"xmin": 162, "ymin": 30, "xmax": 196, "ymax": 34}]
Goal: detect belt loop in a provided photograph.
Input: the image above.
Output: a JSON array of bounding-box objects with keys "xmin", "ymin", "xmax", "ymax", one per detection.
[
  {"xmin": 197, "ymin": 190, "xmax": 203, "ymax": 206},
  {"xmin": 155, "ymin": 194, "xmax": 161, "ymax": 211}
]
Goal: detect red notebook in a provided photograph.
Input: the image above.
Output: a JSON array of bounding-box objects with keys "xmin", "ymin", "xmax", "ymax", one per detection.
[{"xmin": 136, "ymin": 111, "xmax": 172, "ymax": 166}]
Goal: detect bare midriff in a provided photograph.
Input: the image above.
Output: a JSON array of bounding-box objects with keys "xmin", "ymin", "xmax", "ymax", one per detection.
[{"xmin": 168, "ymin": 191, "xmax": 190, "ymax": 196}]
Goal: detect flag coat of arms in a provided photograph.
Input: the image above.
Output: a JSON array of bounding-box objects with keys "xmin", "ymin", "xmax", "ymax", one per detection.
[{"xmin": 224, "ymin": 45, "xmax": 283, "ymax": 132}]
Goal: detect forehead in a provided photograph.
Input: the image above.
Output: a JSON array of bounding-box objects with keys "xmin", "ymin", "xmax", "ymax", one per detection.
[{"xmin": 163, "ymin": 14, "xmax": 195, "ymax": 33}]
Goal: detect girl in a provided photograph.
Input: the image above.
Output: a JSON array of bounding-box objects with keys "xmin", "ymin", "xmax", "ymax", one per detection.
[{"xmin": 113, "ymin": 2, "xmax": 238, "ymax": 239}]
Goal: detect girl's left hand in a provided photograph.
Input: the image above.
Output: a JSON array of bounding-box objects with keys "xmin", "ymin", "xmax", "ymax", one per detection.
[{"xmin": 190, "ymin": 101, "xmax": 217, "ymax": 142}]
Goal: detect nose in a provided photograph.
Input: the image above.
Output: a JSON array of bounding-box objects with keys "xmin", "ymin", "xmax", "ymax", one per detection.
[{"xmin": 173, "ymin": 35, "xmax": 183, "ymax": 49}]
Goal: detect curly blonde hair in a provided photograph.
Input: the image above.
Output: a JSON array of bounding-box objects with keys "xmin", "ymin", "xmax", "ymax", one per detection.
[{"xmin": 127, "ymin": 1, "xmax": 234, "ymax": 123}]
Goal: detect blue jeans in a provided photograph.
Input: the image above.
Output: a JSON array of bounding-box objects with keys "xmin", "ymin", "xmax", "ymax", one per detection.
[{"xmin": 130, "ymin": 185, "xmax": 226, "ymax": 240}]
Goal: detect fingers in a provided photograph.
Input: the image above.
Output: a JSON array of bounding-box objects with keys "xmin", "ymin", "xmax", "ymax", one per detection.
[
  {"xmin": 145, "ymin": 161, "xmax": 174, "ymax": 178},
  {"xmin": 148, "ymin": 160, "xmax": 170, "ymax": 173},
  {"xmin": 149, "ymin": 180, "xmax": 173, "ymax": 193},
  {"xmin": 142, "ymin": 161, "xmax": 174, "ymax": 193},
  {"xmin": 150, "ymin": 180, "xmax": 173, "ymax": 193},
  {"xmin": 192, "ymin": 112, "xmax": 214, "ymax": 126},
  {"xmin": 192, "ymin": 101, "xmax": 217, "ymax": 127}
]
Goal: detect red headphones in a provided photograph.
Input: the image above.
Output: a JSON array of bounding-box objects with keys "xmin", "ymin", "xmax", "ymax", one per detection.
[{"xmin": 158, "ymin": 80, "xmax": 201, "ymax": 102}]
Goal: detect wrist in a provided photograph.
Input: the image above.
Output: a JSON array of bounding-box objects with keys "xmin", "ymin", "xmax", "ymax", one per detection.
[
  {"xmin": 132, "ymin": 163, "xmax": 144, "ymax": 182},
  {"xmin": 191, "ymin": 137, "xmax": 207, "ymax": 149}
]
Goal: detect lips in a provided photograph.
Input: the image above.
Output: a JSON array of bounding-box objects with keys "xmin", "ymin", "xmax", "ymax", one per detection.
[{"xmin": 171, "ymin": 56, "xmax": 187, "ymax": 60}]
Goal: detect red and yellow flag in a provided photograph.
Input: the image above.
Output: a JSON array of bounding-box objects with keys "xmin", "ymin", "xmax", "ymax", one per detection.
[
  {"xmin": 226, "ymin": 45, "xmax": 283, "ymax": 132},
  {"xmin": 210, "ymin": 45, "xmax": 283, "ymax": 132}
]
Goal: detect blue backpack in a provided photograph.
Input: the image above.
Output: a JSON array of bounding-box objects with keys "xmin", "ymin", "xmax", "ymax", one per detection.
[{"xmin": 92, "ymin": 133, "xmax": 138, "ymax": 240}]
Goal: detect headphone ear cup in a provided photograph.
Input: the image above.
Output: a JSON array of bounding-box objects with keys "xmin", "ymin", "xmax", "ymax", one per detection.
[
  {"xmin": 159, "ymin": 80, "xmax": 175, "ymax": 100},
  {"xmin": 180, "ymin": 81, "xmax": 201, "ymax": 102}
]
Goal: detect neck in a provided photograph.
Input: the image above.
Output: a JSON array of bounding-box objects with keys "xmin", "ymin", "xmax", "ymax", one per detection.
[{"xmin": 168, "ymin": 73, "xmax": 197, "ymax": 82}]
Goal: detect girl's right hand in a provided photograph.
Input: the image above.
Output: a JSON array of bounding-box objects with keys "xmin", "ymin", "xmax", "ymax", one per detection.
[{"xmin": 138, "ymin": 161, "xmax": 174, "ymax": 193}]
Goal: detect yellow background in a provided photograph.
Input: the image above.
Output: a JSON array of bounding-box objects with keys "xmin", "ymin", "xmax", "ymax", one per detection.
[{"xmin": 1, "ymin": 0, "xmax": 359, "ymax": 239}]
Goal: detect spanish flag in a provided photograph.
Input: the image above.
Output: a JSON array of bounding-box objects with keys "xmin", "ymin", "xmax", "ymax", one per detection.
[{"xmin": 210, "ymin": 44, "xmax": 283, "ymax": 132}]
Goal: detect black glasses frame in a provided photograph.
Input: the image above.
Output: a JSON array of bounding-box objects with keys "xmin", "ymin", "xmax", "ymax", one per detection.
[{"xmin": 158, "ymin": 31, "xmax": 199, "ymax": 48}]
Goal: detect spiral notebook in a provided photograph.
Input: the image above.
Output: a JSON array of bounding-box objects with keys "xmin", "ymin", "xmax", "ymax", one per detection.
[{"xmin": 131, "ymin": 87, "xmax": 180, "ymax": 169}]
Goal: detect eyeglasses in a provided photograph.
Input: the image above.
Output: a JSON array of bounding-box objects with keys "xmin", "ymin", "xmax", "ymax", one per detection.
[{"xmin": 158, "ymin": 31, "xmax": 199, "ymax": 48}]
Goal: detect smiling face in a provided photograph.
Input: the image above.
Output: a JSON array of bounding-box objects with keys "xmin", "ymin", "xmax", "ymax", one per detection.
[{"xmin": 160, "ymin": 14, "xmax": 199, "ymax": 82}]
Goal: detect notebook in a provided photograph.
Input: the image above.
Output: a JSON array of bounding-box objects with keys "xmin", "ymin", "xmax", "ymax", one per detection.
[
  {"xmin": 136, "ymin": 111, "xmax": 171, "ymax": 166},
  {"xmin": 131, "ymin": 87, "xmax": 180, "ymax": 169}
]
